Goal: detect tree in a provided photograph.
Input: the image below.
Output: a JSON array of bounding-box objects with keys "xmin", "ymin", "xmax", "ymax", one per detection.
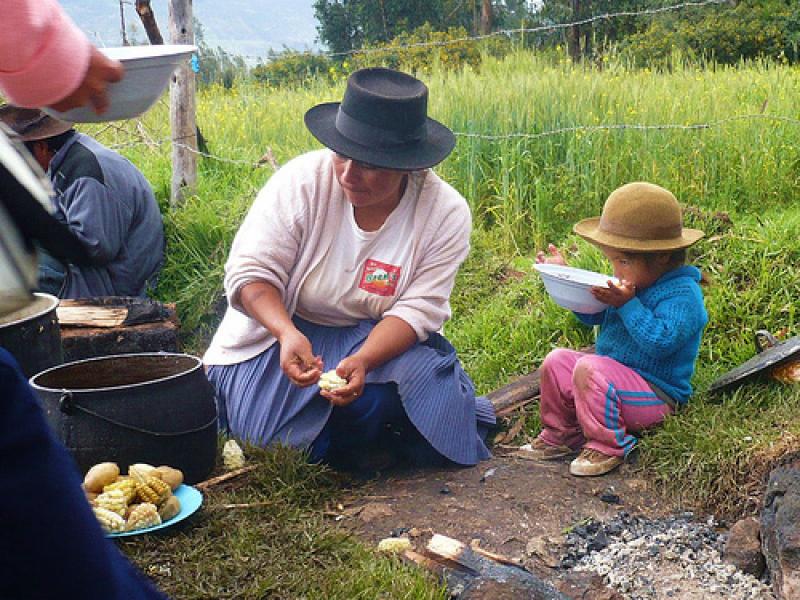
[
  {"xmin": 313, "ymin": 1, "xmax": 536, "ymax": 54},
  {"xmin": 314, "ymin": 0, "xmax": 445, "ymax": 54}
]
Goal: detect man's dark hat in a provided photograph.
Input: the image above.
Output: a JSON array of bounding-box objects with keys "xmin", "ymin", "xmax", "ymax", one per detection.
[
  {"xmin": 0, "ymin": 105, "xmax": 73, "ymax": 142},
  {"xmin": 304, "ymin": 68, "xmax": 455, "ymax": 171}
]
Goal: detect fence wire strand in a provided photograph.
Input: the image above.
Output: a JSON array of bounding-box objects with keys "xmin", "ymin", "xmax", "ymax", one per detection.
[{"xmin": 94, "ymin": 113, "xmax": 800, "ymax": 168}]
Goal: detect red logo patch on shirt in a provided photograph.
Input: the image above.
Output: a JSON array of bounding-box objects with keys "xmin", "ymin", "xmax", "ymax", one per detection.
[{"xmin": 359, "ymin": 259, "xmax": 401, "ymax": 297}]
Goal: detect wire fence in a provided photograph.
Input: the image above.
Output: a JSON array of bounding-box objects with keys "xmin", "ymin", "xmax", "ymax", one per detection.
[
  {"xmin": 94, "ymin": 112, "xmax": 800, "ymax": 170},
  {"xmin": 85, "ymin": 0, "xmax": 778, "ymax": 170}
]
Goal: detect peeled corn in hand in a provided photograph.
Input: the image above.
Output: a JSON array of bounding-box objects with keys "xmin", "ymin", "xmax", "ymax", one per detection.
[{"xmin": 319, "ymin": 370, "xmax": 347, "ymax": 391}]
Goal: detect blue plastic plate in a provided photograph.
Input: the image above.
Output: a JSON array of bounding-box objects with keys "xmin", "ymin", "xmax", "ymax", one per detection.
[{"xmin": 107, "ymin": 484, "xmax": 203, "ymax": 538}]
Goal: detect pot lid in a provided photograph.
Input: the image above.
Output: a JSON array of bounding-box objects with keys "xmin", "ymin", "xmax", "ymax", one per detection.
[{"xmin": 709, "ymin": 330, "xmax": 800, "ymax": 393}]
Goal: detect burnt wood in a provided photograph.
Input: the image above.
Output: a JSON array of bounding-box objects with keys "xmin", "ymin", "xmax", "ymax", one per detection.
[{"xmin": 411, "ymin": 534, "xmax": 570, "ymax": 600}]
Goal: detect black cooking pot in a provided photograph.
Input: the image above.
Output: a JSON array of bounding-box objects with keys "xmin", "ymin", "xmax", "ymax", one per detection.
[
  {"xmin": 30, "ymin": 352, "xmax": 217, "ymax": 484},
  {"xmin": 0, "ymin": 293, "xmax": 62, "ymax": 379}
]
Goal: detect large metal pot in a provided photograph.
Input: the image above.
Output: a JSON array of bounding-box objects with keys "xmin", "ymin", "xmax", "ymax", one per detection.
[
  {"xmin": 0, "ymin": 292, "xmax": 62, "ymax": 379},
  {"xmin": 30, "ymin": 352, "xmax": 217, "ymax": 484}
]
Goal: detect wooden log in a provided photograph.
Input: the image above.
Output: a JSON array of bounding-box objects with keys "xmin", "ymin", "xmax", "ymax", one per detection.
[
  {"xmin": 487, "ymin": 371, "xmax": 542, "ymax": 418},
  {"xmin": 61, "ymin": 317, "xmax": 180, "ymax": 363},
  {"xmin": 57, "ymin": 305, "xmax": 129, "ymax": 328},
  {"xmin": 420, "ymin": 534, "xmax": 571, "ymax": 600},
  {"xmin": 168, "ymin": 0, "xmax": 197, "ymax": 205},
  {"xmin": 487, "ymin": 346, "xmax": 594, "ymax": 418},
  {"xmin": 57, "ymin": 298, "xmax": 172, "ymax": 328}
]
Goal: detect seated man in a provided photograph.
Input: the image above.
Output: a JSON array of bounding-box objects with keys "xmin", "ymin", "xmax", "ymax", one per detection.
[{"xmin": 0, "ymin": 105, "xmax": 165, "ymax": 298}]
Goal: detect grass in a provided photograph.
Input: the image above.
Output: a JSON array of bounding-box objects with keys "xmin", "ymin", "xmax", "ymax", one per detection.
[
  {"xmin": 92, "ymin": 49, "xmax": 800, "ymax": 594},
  {"xmin": 123, "ymin": 445, "xmax": 445, "ymax": 599}
]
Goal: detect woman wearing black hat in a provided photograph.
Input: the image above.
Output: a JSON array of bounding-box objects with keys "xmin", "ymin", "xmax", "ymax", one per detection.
[{"xmin": 204, "ymin": 68, "xmax": 495, "ymax": 469}]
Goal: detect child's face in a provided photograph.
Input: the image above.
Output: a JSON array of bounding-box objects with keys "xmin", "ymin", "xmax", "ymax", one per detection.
[{"xmin": 600, "ymin": 247, "xmax": 671, "ymax": 291}]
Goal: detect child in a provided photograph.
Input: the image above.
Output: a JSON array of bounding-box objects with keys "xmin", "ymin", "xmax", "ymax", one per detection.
[{"xmin": 528, "ymin": 182, "xmax": 707, "ymax": 476}]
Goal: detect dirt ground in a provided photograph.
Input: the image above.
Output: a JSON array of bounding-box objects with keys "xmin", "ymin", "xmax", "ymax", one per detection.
[{"xmin": 333, "ymin": 448, "xmax": 673, "ymax": 598}]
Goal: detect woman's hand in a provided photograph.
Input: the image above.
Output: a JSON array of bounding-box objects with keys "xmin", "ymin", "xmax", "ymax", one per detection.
[
  {"xmin": 319, "ymin": 355, "xmax": 367, "ymax": 407},
  {"xmin": 591, "ymin": 279, "xmax": 636, "ymax": 308},
  {"xmin": 49, "ymin": 47, "xmax": 124, "ymax": 114},
  {"xmin": 278, "ymin": 328, "xmax": 322, "ymax": 387},
  {"xmin": 535, "ymin": 243, "xmax": 567, "ymax": 266}
]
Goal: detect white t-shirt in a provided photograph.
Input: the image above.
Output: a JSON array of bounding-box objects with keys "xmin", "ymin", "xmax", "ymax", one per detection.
[{"xmin": 295, "ymin": 175, "xmax": 419, "ymax": 326}]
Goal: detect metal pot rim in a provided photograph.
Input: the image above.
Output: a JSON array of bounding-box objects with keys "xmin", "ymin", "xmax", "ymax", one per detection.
[
  {"xmin": 29, "ymin": 351, "xmax": 204, "ymax": 393},
  {"xmin": 0, "ymin": 292, "xmax": 58, "ymax": 329}
]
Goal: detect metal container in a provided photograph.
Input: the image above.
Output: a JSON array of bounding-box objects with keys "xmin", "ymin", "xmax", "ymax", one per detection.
[
  {"xmin": 30, "ymin": 352, "xmax": 217, "ymax": 484},
  {"xmin": 709, "ymin": 330, "xmax": 800, "ymax": 393},
  {"xmin": 0, "ymin": 292, "xmax": 62, "ymax": 378}
]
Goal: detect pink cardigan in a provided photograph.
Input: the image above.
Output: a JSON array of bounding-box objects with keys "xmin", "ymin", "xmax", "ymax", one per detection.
[
  {"xmin": 204, "ymin": 150, "xmax": 472, "ymax": 366},
  {"xmin": 0, "ymin": 0, "xmax": 91, "ymax": 107}
]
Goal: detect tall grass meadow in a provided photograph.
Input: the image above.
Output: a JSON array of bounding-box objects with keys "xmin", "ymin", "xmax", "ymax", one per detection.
[{"xmin": 93, "ymin": 49, "xmax": 800, "ymax": 515}]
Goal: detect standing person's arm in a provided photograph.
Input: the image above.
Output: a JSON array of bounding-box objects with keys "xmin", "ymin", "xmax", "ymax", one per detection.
[{"xmin": 1, "ymin": 0, "xmax": 123, "ymax": 111}]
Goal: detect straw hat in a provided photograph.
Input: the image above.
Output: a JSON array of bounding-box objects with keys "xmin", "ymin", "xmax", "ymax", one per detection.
[
  {"xmin": 304, "ymin": 67, "xmax": 455, "ymax": 171},
  {"xmin": 0, "ymin": 105, "xmax": 73, "ymax": 142},
  {"xmin": 573, "ymin": 182, "xmax": 704, "ymax": 252}
]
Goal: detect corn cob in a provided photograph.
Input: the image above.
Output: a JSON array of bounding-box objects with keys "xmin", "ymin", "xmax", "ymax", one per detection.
[
  {"xmin": 126, "ymin": 502, "xmax": 161, "ymax": 531},
  {"xmin": 93, "ymin": 506, "xmax": 126, "ymax": 533},
  {"xmin": 318, "ymin": 370, "xmax": 347, "ymax": 391},
  {"xmin": 103, "ymin": 478, "xmax": 137, "ymax": 504},
  {"xmin": 128, "ymin": 463, "xmax": 156, "ymax": 484},
  {"xmin": 222, "ymin": 439, "xmax": 245, "ymax": 470},
  {"xmin": 136, "ymin": 476, "xmax": 171, "ymax": 506},
  {"xmin": 95, "ymin": 489, "xmax": 129, "ymax": 516}
]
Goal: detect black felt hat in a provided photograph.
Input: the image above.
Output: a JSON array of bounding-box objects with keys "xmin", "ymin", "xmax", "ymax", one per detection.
[{"xmin": 304, "ymin": 68, "xmax": 455, "ymax": 171}]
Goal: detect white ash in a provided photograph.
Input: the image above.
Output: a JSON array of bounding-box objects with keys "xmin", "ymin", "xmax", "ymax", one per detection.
[{"xmin": 561, "ymin": 512, "xmax": 774, "ymax": 600}]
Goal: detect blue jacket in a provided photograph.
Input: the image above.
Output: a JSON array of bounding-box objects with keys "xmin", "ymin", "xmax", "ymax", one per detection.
[
  {"xmin": 0, "ymin": 348, "xmax": 168, "ymax": 599},
  {"xmin": 575, "ymin": 265, "xmax": 707, "ymax": 404},
  {"xmin": 49, "ymin": 132, "xmax": 164, "ymax": 298}
]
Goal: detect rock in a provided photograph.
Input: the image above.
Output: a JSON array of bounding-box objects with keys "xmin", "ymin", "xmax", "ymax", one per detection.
[
  {"xmin": 762, "ymin": 462, "xmax": 800, "ymax": 599},
  {"xmin": 359, "ymin": 502, "xmax": 394, "ymax": 523},
  {"xmin": 724, "ymin": 517, "xmax": 765, "ymax": 578}
]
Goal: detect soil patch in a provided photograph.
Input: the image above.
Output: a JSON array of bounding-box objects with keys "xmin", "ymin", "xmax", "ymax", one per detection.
[
  {"xmin": 336, "ymin": 449, "xmax": 772, "ymax": 598},
  {"xmin": 336, "ymin": 449, "xmax": 667, "ymax": 596}
]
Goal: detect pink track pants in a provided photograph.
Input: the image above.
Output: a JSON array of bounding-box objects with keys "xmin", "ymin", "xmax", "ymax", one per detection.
[{"xmin": 537, "ymin": 349, "xmax": 673, "ymax": 457}]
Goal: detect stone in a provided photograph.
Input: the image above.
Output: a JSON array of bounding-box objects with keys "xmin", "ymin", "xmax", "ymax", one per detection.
[
  {"xmin": 723, "ymin": 517, "xmax": 765, "ymax": 578},
  {"xmin": 761, "ymin": 461, "xmax": 800, "ymax": 599}
]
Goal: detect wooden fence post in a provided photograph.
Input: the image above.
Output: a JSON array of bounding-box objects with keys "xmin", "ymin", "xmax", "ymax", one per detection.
[{"xmin": 168, "ymin": 0, "xmax": 197, "ymax": 206}]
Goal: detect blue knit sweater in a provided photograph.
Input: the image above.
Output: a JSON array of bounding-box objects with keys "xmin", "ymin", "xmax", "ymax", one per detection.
[{"xmin": 575, "ymin": 265, "xmax": 707, "ymax": 404}]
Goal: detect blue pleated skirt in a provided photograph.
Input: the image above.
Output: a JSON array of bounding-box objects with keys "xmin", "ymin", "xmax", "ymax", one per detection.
[{"xmin": 207, "ymin": 317, "xmax": 495, "ymax": 466}]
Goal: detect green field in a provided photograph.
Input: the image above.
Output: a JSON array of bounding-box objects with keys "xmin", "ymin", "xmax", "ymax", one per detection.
[{"xmin": 107, "ymin": 50, "xmax": 800, "ymax": 596}]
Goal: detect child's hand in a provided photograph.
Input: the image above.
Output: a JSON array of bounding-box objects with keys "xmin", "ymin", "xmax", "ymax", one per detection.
[
  {"xmin": 535, "ymin": 243, "xmax": 567, "ymax": 266},
  {"xmin": 591, "ymin": 279, "xmax": 636, "ymax": 308}
]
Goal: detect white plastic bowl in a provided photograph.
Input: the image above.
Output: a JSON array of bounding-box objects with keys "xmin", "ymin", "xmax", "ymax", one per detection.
[
  {"xmin": 43, "ymin": 44, "xmax": 196, "ymax": 123},
  {"xmin": 533, "ymin": 263, "xmax": 618, "ymax": 314}
]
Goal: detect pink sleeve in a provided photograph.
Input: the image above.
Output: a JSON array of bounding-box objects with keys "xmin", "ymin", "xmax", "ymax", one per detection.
[{"xmin": 0, "ymin": 0, "xmax": 92, "ymax": 107}]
